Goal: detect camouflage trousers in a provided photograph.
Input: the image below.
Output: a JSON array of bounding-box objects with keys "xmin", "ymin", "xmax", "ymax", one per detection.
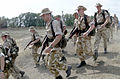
[
  {"xmin": 76, "ymin": 36, "xmax": 94, "ymax": 61},
  {"xmin": 107, "ymin": 26, "xmax": 113, "ymax": 40},
  {"xmin": 32, "ymin": 46, "xmax": 39, "ymax": 65},
  {"xmin": 4, "ymin": 67, "xmax": 21, "ymax": 79},
  {"xmin": 73, "ymin": 35, "xmax": 77, "ymax": 46},
  {"xmin": 114, "ymin": 23, "xmax": 118, "ymax": 33},
  {"xmin": 4, "ymin": 59, "xmax": 22, "ymax": 79},
  {"xmin": 94, "ymin": 28, "xmax": 108, "ymax": 51},
  {"xmin": 45, "ymin": 49, "xmax": 67, "ymax": 77}
]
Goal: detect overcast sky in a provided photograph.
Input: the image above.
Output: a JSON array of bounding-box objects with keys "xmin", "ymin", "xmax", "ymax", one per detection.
[{"xmin": 0, "ymin": 0, "xmax": 119, "ymax": 19}]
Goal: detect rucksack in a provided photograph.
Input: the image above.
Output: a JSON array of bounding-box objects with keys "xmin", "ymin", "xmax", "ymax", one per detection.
[
  {"xmin": 50, "ymin": 20, "xmax": 67, "ymax": 49},
  {"xmin": 94, "ymin": 9, "xmax": 111, "ymax": 28},
  {"xmin": 83, "ymin": 15, "xmax": 95, "ymax": 36}
]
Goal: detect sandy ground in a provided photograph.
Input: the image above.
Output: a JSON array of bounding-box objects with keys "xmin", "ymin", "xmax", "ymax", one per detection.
[{"xmin": 0, "ymin": 27, "xmax": 120, "ymax": 79}]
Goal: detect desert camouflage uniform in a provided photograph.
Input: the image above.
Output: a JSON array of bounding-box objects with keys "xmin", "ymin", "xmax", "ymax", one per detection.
[
  {"xmin": 114, "ymin": 15, "xmax": 119, "ymax": 33},
  {"xmin": 31, "ymin": 31, "xmax": 40, "ymax": 65},
  {"xmin": 94, "ymin": 9, "xmax": 109, "ymax": 51},
  {"xmin": 76, "ymin": 15, "xmax": 94, "ymax": 61},
  {"xmin": 3, "ymin": 39, "xmax": 21, "ymax": 79},
  {"xmin": 0, "ymin": 45, "xmax": 5, "ymax": 79},
  {"xmin": 73, "ymin": 18, "xmax": 79, "ymax": 46},
  {"xmin": 45, "ymin": 20, "xmax": 68, "ymax": 77},
  {"xmin": 108, "ymin": 17, "xmax": 114, "ymax": 40}
]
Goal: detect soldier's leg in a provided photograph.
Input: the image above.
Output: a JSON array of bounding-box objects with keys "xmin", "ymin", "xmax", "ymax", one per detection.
[
  {"xmin": 94, "ymin": 31, "xmax": 102, "ymax": 60},
  {"xmin": 110, "ymin": 26, "xmax": 113, "ymax": 39},
  {"xmin": 12, "ymin": 59, "xmax": 25, "ymax": 77},
  {"xmin": 47, "ymin": 50, "xmax": 71, "ymax": 78},
  {"xmin": 102, "ymin": 30, "xmax": 108, "ymax": 54},
  {"xmin": 76, "ymin": 37, "xmax": 86, "ymax": 68},
  {"xmin": 9, "ymin": 67, "xmax": 21, "ymax": 79},
  {"xmin": 94, "ymin": 31, "xmax": 102, "ymax": 51},
  {"xmin": 4, "ymin": 70, "xmax": 10, "ymax": 79},
  {"xmin": 32, "ymin": 46, "xmax": 39, "ymax": 67}
]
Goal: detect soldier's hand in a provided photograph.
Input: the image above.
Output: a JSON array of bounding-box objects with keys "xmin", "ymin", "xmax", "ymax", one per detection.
[
  {"xmin": 44, "ymin": 47, "xmax": 52, "ymax": 53},
  {"xmin": 101, "ymin": 24, "xmax": 105, "ymax": 28},
  {"xmin": 83, "ymin": 32, "xmax": 88, "ymax": 37},
  {"xmin": 30, "ymin": 42, "xmax": 34, "ymax": 45}
]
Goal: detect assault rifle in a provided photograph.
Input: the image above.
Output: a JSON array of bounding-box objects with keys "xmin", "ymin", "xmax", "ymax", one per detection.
[
  {"xmin": 37, "ymin": 35, "xmax": 49, "ymax": 62},
  {"xmin": 68, "ymin": 27, "xmax": 79, "ymax": 41},
  {"xmin": 24, "ymin": 41, "xmax": 33, "ymax": 50}
]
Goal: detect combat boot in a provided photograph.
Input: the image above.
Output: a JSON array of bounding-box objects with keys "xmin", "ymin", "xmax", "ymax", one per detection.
[
  {"xmin": 19, "ymin": 71, "xmax": 25, "ymax": 77},
  {"xmin": 55, "ymin": 75, "xmax": 63, "ymax": 79},
  {"xmin": 77, "ymin": 61, "xmax": 86, "ymax": 68},
  {"xmin": 94, "ymin": 50, "xmax": 98, "ymax": 61},
  {"xmin": 66, "ymin": 65, "xmax": 72, "ymax": 77},
  {"xmin": 104, "ymin": 48, "xmax": 107, "ymax": 54}
]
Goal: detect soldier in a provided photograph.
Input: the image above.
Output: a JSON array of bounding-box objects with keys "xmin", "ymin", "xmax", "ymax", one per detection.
[
  {"xmin": 114, "ymin": 14, "xmax": 119, "ymax": 33},
  {"xmin": 41, "ymin": 8, "xmax": 72, "ymax": 79},
  {"xmin": 54, "ymin": 15, "xmax": 67, "ymax": 53},
  {"xmin": 6, "ymin": 32, "xmax": 25, "ymax": 77},
  {"xmin": 94, "ymin": 3, "xmax": 110, "ymax": 60},
  {"xmin": 73, "ymin": 12, "xmax": 79, "ymax": 46},
  {"xmin": 29, "ymin": 26, "xmax": 41, "ymax": 68},
  {"xmin": 1, "ymin": 32, "xmax": 22, "ymax": 79},
  {"xmin": 75, "ymin": 5, "xmax": 96, "ymax": 68},
  {"xmin": 0, "ymin": 44, "xmax": 5, "ymax": 79}
]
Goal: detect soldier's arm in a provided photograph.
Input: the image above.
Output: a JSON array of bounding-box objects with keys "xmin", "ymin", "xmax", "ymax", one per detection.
[
  {"xmin": 0, "ymin": 54, "xmax": 5, "ymax": 72},
  {"xmin": 103, "ymin": 11, "xmax": 109, "ymax": 26}
]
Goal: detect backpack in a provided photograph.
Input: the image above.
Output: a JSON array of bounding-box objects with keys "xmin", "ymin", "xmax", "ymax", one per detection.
[
  {"xmin": 83, "ymin": 15, "xmax": 95, "ymax": 36},
  {"xmin": 50, "ymin": 20, "xmax": 67, "ymax": 49},
  {"xmin": 94, "ymin": 10, "xmax": 111, "ymax": 28}
]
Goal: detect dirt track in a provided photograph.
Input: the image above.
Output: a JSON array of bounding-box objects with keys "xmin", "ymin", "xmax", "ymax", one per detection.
[{"xmin": 1, "ymin": 28, "xmax": 120, "ymax": 79}]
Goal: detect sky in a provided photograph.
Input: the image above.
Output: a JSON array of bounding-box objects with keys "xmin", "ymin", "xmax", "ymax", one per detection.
[{"xmin": 0, "ymin": 0, "xmax": 120, "ymax": 20}]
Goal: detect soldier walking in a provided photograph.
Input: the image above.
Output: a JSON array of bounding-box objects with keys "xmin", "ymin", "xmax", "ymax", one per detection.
[
  {"xmin": 1, "ymin": 32, "xmax": 22, "ymax": 79},
  {"xmin": 75, "ymin": 5, "xmax": 96, "ymax": 68},
  {"xmin": 94, "ymin": 3, "xmax": 110, "ymax": 60},
  {"xmin": 29, "ymin": 26, "xmax": 42, "ymax": 68},
  {"xmin": 40, "ymin": 8, "xmax": 72, "ymax": 79}
]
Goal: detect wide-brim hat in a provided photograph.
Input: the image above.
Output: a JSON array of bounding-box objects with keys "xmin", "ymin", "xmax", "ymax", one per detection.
[
  {"xmin": 96, "ymin": 3, "xmax": 102, "ymax": 7},
  {"xmin": 40, "ymin": 8, "xmax": 52, "ymax": 16},
  {"xmin": 77, "ymin": 5, "xmax": 87, "ymax": 11}
]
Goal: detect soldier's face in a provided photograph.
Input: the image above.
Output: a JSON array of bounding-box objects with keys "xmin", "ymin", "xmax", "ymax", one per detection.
[
  {"xmin": 1, "ymin": 36, "xmax": 6, "ymax": 41},
  {"xmin": 78, "ymin": 9, "xmax": 84, "ymax": 15},
  {"xmin": 41, "ymin": 14, "xmax": 50, "ymax": 22},
  {"xmin": 96, "ymin": 6, "xmax": 101, "ymax": 11}
]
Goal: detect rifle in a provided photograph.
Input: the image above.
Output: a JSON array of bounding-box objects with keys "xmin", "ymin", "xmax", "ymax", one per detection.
[
  {"xmin": 68, "ymin": 18, "xmax": 83, "ymax": 41},
  {"xmin": 68, "ymin": 27, "xmax": 79, "ymax": 41},
  {"xmin": 37, "ymin": 35, "xmax": 49, "ymax": 62},
  {"xmin": 24, "ymin": 41, "xmax": 32, "ymax": 50}
]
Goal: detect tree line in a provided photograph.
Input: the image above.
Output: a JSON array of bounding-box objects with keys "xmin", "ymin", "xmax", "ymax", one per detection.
[{"xmin": 0, "ymin": 12, "xmax": 75, "ymax": 28}]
